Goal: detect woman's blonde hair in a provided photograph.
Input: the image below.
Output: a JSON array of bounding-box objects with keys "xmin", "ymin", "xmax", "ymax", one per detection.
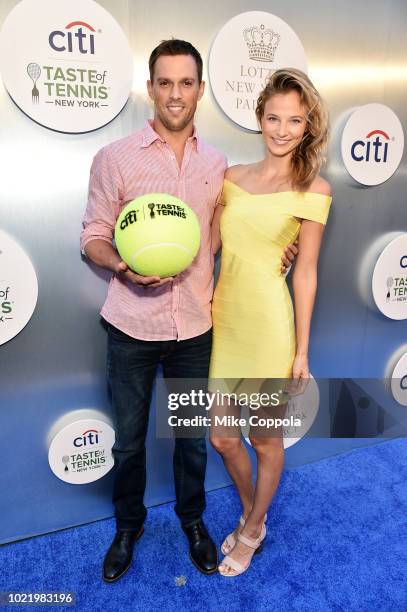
[{"xmin": 255, "ymin": 68, "xmax": 329, "ymax": 191}]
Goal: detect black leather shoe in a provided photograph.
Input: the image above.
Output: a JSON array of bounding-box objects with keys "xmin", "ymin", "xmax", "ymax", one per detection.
[
  {"xmin": 183, "ymin": 520, "xmax": 218, "ymax": 575},
  {"xmin": 103, "ymin": 526, "xmax": 144, "ymax": 583}
]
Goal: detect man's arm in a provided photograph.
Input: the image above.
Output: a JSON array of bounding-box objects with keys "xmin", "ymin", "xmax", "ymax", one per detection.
[{"xmin": 81, "ymin": 148, "xmax": 172, "ymax": 288}]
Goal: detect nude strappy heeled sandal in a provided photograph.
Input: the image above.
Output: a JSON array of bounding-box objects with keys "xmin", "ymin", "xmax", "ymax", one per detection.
[
  {"xmin": 221, "ymin": 515, "xmax": 246, "ymax": 555},
  {"xmin": 220, "ymin": 514, "xmax": 267, "ymax": 555},
  {"xmin": 218, "ymin": 524, "xmax": 267, "ymax": 577}
]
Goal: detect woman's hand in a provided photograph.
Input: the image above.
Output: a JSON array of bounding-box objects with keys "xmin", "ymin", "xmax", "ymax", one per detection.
[
  {"xmin": 292, "ymin": 353, "xmax": 309, "ymax": 380},
  {"xmin": 285, "ymin": 354, "xmax": 310, "ymax": 397}
]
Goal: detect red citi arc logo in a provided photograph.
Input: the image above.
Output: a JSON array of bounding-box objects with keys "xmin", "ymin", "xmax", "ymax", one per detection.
[
  {"xmin": 351, "ymin": 129, "xmax": 391, "ymax": 163},
  {"xmin": 49, "ymin": 21, "xmax": 97, "ymax": 54},
  {"xmin": 73, "ymin": 429, "xmax": 100, "ymax": 447}
]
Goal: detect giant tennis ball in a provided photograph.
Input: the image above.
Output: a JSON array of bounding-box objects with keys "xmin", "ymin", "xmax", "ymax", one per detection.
[{"xmin": 115, "ymin": 193, "xmax": 201, "ymax": 277}]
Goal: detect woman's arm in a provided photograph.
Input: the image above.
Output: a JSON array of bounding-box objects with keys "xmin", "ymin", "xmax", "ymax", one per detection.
[
  {"xmin": 292, "ymin": 219, "xmax": 326, "ymax": 379},
  {"xmin": 292, "ymin": 177, "xmax": 331, "ymax": 379},
  {"xmin": 211, "ymin": 203, "xmax": 224, "ymax": 255}
]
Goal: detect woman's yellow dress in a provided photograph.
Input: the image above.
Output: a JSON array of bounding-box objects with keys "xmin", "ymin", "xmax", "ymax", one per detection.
[{"xmin": 209, "ymin": 179, "xmax": 332, "ymax": 381}]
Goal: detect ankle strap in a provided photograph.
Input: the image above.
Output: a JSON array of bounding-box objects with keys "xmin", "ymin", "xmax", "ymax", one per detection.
[
  {"xmin": 237, "ymin": 532, "xmax": 261, "ymax": 549},
  {"xmin": 240, "ymin": 513, "xmax": 267, "ymax": 527}
]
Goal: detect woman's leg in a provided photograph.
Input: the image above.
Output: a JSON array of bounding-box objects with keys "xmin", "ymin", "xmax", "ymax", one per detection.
[
  {"xmin": 245, "ymin": 434, "xmax": 284, "ymax": 532},
  {"xmin": 219, "ymin": 404, "xmax": 286, "ymax": 575},
  {"xmin": 210, "ymin": 436, "xmax": 254, "ymax": 518},
  {"xmin": 209, "ymin": 397, "xmax": 255, "ymax": 547}
]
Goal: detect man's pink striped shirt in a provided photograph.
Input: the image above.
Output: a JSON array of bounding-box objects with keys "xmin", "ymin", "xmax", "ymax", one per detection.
[{"xmin": 81, "ymin": 120, "xmax": 227, "ymax": 341}]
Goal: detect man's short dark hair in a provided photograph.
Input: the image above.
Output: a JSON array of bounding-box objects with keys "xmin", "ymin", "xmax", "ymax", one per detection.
[{"xmin": 149, "ymin": 39, "xmax": 203, "ymax": 83}]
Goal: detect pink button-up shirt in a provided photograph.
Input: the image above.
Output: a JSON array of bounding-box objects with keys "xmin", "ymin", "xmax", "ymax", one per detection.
[{"xmin": 81, "ymin": 120, "xmax": 227, "ymax": 341}]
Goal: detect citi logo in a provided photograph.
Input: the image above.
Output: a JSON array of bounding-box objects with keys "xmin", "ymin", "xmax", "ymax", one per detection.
[
  {"xmin": 73, "ymin": 429, "xmax": 100, "ymax": 447},
  {"xmin": 49, "ymin": 21, "xmax": 96, "ymax": 54},
  {"xmin": 351, "ymin": 130, "xmax": 391, "ymax": 163}
]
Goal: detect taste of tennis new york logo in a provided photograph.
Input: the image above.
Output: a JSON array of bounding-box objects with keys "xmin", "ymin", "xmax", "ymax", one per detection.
[
  {"xmin": 0, "ymin": 0, "xmax": 133, "ymax": 133},
  {"xmin": 0, "ymin": 230, "xmax": 38, "ymax": 346},
  {"xmin": 209, "ymin": 11, "xmax": 307, "ymax": 131},
  {"xmin": 384, "ymin": 255, "xmax": 407, "ymax": 304},
  {"xmin": 372, "ymin": 234, "xmax": 407, "ymax": 320},
  {"xmin": 26, "ymin": 19, "xmax": 107, "ymax": 107},
  {"xmin": 48, "ymin": 418, "xmax": 115, "ymax": 485}
]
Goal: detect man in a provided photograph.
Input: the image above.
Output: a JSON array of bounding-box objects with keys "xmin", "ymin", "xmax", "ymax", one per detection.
[{"xmin": 81, "ymin": 39, "xmax": 296, "ymax": 582}]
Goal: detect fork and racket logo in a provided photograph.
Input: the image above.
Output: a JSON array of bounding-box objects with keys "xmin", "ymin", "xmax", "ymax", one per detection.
[{"xmin": 27, "ymin": 62, "xmax": 41, "ymax": 103}]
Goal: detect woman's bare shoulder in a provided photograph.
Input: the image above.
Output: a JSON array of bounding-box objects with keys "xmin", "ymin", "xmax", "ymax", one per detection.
[
  {"xmin": 225, "ymin": 163, "xmax": 257, "ymax": 183},
  {"xmin": 307, "ymin": 175, "xmax": 332, "ymax": 196}
]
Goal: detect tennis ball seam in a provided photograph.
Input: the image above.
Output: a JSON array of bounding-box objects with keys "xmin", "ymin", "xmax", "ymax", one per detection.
[{"xmin": 131, "ymin": 242, "xmax": 193, "ymax": 271}]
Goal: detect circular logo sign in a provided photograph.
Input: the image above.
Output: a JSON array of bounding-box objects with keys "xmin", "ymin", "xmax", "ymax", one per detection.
[
  {"xmin": 48, "ymin": 418, "xmax": 115, "ymax": 484},
  {"xmin": 0, "ymin": 0, "xmax": 133, "ymax": 133},
  {"xmin": 372, "ymin": 234, "xmax": 407, "ymax": 320},
  {"xmin": 341, "ymin": 104, "xmax": 404, "ymax": 185},
  {"xmin": 0, "ymin": 229, "xmax": 38, "ymax": 346},
  {"xmin": 282, "ymin": 376, "xmax": 320, "ymax": 448},
  {"xmin": 208, "ymin": 11, "xmax": 308, "ymax": 131},
  {"xmin": 391, "ymin": 353, "xmax": 407, "ymax": 406},
  {"xmin": 242, "ymin": 375, "xmax": 319, "ymax": 449}
]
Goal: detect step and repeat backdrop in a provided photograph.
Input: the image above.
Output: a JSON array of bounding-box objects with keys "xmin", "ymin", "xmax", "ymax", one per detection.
[{"xmin": 0, "ymin": 0, "xmax": 406, "ymax": 543}]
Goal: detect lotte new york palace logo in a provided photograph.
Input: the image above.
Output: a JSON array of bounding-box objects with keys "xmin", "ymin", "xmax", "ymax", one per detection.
[
  {"xmin": 0, "ymin": 0, "xmax": 133, "ymax": 133},
  {"xmin": 243, "ymin": 24, "xmax": 280, "ymax": 63},
  {"xmin": 341, "ymin": 104, "xmax": 404, "ymax": 186},
  {"xmin": 209, "ymin": 11, "xmax": 307, "ymax": 132}
]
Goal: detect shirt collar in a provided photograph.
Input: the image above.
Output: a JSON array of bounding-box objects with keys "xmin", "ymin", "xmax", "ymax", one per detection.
[{"xmin": 141, "ymin": 119, "xmax": 201, "ymax": 152}]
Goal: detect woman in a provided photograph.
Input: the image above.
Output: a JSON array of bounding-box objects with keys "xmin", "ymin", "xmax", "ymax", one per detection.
[{"xmin": 209, "ymin": 68, "xmax": 332, "ymax": 577}]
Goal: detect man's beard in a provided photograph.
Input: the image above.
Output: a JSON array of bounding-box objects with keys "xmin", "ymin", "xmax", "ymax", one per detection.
[{"xmin": 157, "ymin": 107, "xmax": 195, "ymax": 132}]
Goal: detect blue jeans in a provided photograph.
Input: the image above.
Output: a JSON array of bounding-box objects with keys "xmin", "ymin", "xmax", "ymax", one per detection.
[{"xmin": 106, "ymin": 323, "xmax": 212, "ymax": 531}]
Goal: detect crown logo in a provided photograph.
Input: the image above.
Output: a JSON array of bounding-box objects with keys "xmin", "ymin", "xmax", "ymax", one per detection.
[{"xmin": 243, "ymin": 24, "xmax": 280, "ymax": 63}]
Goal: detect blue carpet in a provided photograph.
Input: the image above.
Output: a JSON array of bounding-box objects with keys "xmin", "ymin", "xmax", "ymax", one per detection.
[{"xmin": 1, "ymin": 439, "xmax": 406, "ymax": 612}]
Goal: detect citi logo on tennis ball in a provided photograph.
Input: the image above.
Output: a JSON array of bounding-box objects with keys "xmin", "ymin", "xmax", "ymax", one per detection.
[
  {"xmin": 49, "ymin": 21, "xmax": 97, "ymax": 55},
  {"xmin": 115, "ymin": 194, "xmax": 200, "ymax": 278},
  {"xmin": 119, "ymin": 209, "xmax": 139, "ymax": 229}
]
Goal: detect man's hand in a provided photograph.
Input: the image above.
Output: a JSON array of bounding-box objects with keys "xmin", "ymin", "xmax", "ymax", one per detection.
[
  {"xmin": 115, "ymin": 260, "xmax": 173, "ymax": 288},
  {"xmin": 83, "ymin": 240, "xmax": 173, "ymax": 288},
  {"xmin": 280, "ymin": 240, "xmax": 299, "ymax": 275}
]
